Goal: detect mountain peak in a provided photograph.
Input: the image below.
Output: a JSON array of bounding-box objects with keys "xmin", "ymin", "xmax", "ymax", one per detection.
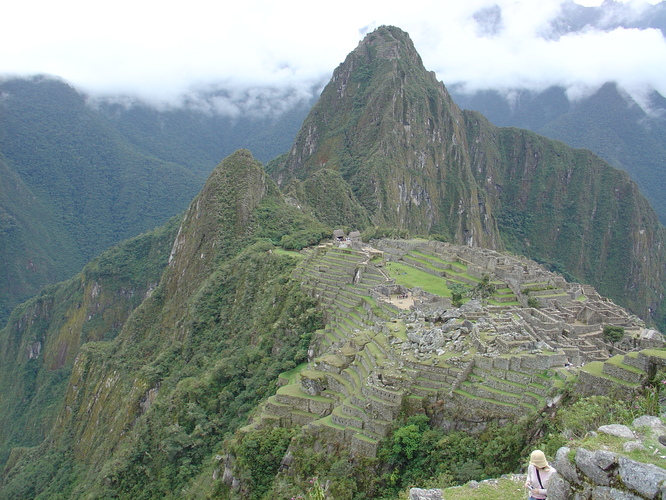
[
  {"xmin": 270, "ymin": 25, "xmax": 490, "ymax": 244},
  {"xmin": 268, "ymin": 25, "xmax": 666, "ymax": 324},
  {"xmin": 356, "ymin": 25, "xmax": 422, "ymax": 63},
  {"xmin": 164, "ymin": 149, "xmax": 267, "ymax": 301}
]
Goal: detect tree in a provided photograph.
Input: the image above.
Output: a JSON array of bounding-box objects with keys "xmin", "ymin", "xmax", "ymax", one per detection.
[
  {"xmin": 527, "ymin": 296, "xmax": 540, "ymax": 309},
  {"xmin": 603, "ymin": 325, "xmax": 624, "ymax": 347}
]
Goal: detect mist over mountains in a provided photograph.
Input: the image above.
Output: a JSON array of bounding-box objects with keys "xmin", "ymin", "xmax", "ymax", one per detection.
[
  {"xmin": 2, "ymin": 1, "xmax": 666, "ymax": 329},
  {"xmin": 451, "ymin": 83, "xmax": 666, "ymax": 222},
  {"xmin": 2, "ymin": 19, "xmax": 666, "ymax": 499},
  {"xmin": 0, "ymin": 77, "xmax": 312, "ymax": 324}
]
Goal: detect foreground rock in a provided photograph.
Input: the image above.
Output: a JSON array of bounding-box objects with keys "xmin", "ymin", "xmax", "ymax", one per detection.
[
  {"xmin": 409, "ymin": 488, "xmax": 442, "ymax": 500},
  {"xmin": 551, "ymin": 445, "xmax": 666, "ymax": 499}
]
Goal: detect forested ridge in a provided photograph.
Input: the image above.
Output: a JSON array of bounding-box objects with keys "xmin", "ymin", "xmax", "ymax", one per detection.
[{"xmin": 0, "ymin": 24, "xmax": 665, "ymax": 500}]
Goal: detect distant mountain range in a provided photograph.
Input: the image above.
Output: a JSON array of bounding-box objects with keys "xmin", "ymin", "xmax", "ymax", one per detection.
[
  {"xmin": 1, "ymin": 24, "xmax": 666, "ymax": 499},
  {"xmin": 268, "ymin": 25, "xmax": 666, "ymax": 326},
  {"xmin": 451, "ymin": 83, "xmax": 666, "ymax": 224},
  {"xmin": 0, "ymin": 76, "xmax": 312, "ymax": 324},
  {"xmin": 1, "ymin": 0, "xmax": 665, "ymax": 328},
  {"xmin": 452, "ymin": 0, "xmax": 666, "ymax": 221}
]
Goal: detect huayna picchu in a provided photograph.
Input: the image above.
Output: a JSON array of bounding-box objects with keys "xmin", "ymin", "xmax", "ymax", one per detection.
[{"xmin": 1, "ymin": 26, "xmax": 665, "ymax": 500}]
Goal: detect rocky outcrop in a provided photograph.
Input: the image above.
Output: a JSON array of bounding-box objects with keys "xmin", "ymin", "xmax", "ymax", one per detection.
[
  {"xmin": 409, "ymin": 488, "xmax": 443, "ymax": 499},
  {"xmin": 549, "ymin": 417, "xmax": 666, "ymax": 500}
]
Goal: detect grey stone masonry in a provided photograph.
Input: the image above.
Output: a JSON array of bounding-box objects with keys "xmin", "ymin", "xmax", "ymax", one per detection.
[
  {"xmin": 550, "ymin": 444, "xmax": 666, "ymax": 500},
  {"xmin": 409, "ymin": 488, "xmax": 442, "ymax": 499},
  {"xmin": 247, "ymin": 239, "xmax": 664, "ymax": 459}
]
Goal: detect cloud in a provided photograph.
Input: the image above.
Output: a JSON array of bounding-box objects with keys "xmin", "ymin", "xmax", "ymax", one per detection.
[{"xmin": 1, "ymin": 0, "xmax": 664, "ymax": 112}]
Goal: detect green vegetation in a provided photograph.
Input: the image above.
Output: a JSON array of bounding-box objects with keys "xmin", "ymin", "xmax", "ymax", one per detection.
[
  {"xmin": 603, "ymin": 325, "xmax": 625, "ymax": 345},
  {"xmin": 2, "ymin": 25, "xmax": 666, "ymax": 500},
  {"xmin": 0, "ymin": 151, "xmax": 330, "ymax": 499},
  {"xmin": 0, "ymin": 78, "xmax": 202, "ymax": 325},
  {"xmin": 371, "ymin": 415, "xmax": 534, "ymax": 498},
  {"xmin": 386, "ymin": 262, "xmax": 451, "ymax": 297},
  {"xmin": 0, "ymin": 76, "xmax": 311, "ymax": 326},
  {"xmin": 231, "ymin": 427, "xmax": 297, "ymax": 499},
  {"xmin": 527, "ymin": 296, "xmax": 541, "ymax": 309},
  {"xmin": 0, "ymin": 218, "xmax": 179, "ymax": 470},
  {"xmin": 430, "ymin": 476, "xmax": 527, "ymax": 500}
]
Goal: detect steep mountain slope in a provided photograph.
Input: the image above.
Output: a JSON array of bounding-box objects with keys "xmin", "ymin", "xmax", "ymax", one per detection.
[
  {"xmin": 1, "ymin": 25, "xmax": 666, "ymax": 500},
  {"xmin": 269, "ymin": 26, "xmax": 666, "ymax": 326},
  {"xmin": 0, "ymin": 77, "xmax": 201, "ymax": 324},
  {"xmin": 269, "ymin": 27, "xmax": 500, "ymax": 247},
  {"xmin": 0, "ymin": 150, "xmax": 327, "ymax": 498},
  {"xmin": 452, "ymin": 83, "xmax": 666, "ymax": 223},
  {"xmin": 97, "ymin": 93, "xmax": 313, "ymax": 174},
  {"xmin": 0, "ymin": 217, "xmax": 179, "ymax": 469},
  {"xmin": 0, "ymin": 77, "xmax": 312, "ymax": 326},
  {"xmin": 0, "ymin": 155, "xmax": 74, "ymax": 321}
]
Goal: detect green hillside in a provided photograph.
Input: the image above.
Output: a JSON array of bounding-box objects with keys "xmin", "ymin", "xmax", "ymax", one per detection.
[
  {"xmin": 0, "ymin": 77, "xmax": 311, "ymax": 326},
  {"xmin": 0, "ymin": 150, "xmax": 328, "ymax": 498},
  {"xmin": 452, "ymin": 83, "xmax": 666, "ymax": 224},
  {"xmin": 270, "ymin": 26, "xmax": 666, "ymax": 327},
  {"xmin": 0, "ymin": 77, "xmax": 201, "ymax": 324},
  {"xmin": 0, "ymin": 26, "xmax": 665, "ymax": 500}
]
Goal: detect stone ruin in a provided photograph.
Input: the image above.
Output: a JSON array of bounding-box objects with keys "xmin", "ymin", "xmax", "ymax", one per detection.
[{"xmin": 240, "ymin": 238, "xmax": 666, "ymax": 458}]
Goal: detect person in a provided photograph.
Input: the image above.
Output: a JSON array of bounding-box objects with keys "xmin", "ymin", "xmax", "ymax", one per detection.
[{"xmin": 525, "ymin": 449, "xmax": 556, "ymax": 500}]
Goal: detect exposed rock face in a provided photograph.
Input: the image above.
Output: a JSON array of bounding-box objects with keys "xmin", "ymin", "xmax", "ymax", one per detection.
[
  {"xmin": 0, "ymin": 221, "xmax": 176, "ymax": 462},
  {"xmin": 164, "ymin": 149, "xmax": 268, "ymax": 304},
  {"xmin": 409, "ymin": 487, "xmax": 443, "ymax": 499},
  {"xmin": 552, "ymin": 448, "xmax": 666, "ymax": 500},
  {"xmin": 271, "ymin": 26, "xmax": 500, "ymax": 247},
  {"xmin": 269, "ymin": 25, "xmax": 666, "ymax": 326},
  {"xmin": 551, "ymin": 417, "xmax": 666, "ymax": 500}
]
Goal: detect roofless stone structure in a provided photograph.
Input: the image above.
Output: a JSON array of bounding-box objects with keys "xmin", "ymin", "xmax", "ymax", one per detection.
[{"xmin": 240, "ymin": 239, "xmax": 666, "ymax": 458}]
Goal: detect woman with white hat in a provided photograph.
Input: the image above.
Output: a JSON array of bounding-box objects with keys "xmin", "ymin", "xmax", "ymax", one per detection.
[{"xmin": 525, "ymin": 449, "xmax": 556, "ymax": 499}]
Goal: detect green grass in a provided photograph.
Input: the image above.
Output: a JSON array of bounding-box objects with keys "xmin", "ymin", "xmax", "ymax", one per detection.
[
  {"xmin": 273, "ymin": 248, "xmax": 306, "ymax": 259},
  {"xmin": 278, "ymin": 383, "xmax": 334, "ymax": 403},
  {"xmin": 573, "ymin": 428, "xmax": 666, "ymax": 469},
  {"xmin": 278, "ymin": 362, "xmax": 308, "ymax": 384},
  {"xmin": 453, "ymin": 388, "xmax": 520, "ymax": 408},
  {"xmin": 606, "ymin": 355, "xmax": 645, "ymax": 375},
  {"xmin": 641, "ymin": 348, "xmax": 666, "ymax": 358},
  {"xmin": 487, "ymin": 298, "xmax": 521, "ymax": 306},
  {"xmin": 386, "ymin": 262, "xmax": 452, "ymax": 297},
  {"xmin": 399, "ymin": 475, "xmax": 527, "ymax": 500},
  {"xmin": 580, "ymin": 362, "xmax": 641, "ymax": 387}
]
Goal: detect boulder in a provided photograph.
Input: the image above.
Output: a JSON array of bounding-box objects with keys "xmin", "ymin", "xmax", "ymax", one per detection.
[
  {"xmin": 622, "ymin": 441, "xmax": 645, "ymax": 453},
  {"xmin": 547, "ymin": 474, "xmax": 572, "ymax": 500},
  {"xmin": 409, "ymin": 487, "xmax": 442, "ymax": 500},
  {"xmin": 575, "ymin": 448, "xmax": 616, "ymax": 486},
  {"xmin": 617, "ymin": 456, "xmax": 666, "ymax": 499},
  {"xmin": 589, "ymin": 486, "xmax": 642, "ymax": 499},
  {"xmin": 632, "ymin": 415, "xmax": 664, "ymax": 429},
  {"xmin": 555, "ymin": 446, "xmax": 580, "ymax": 485},
  {"xmin": 597, "ymin": 424, "xmax": 635, "ymax": 440}
]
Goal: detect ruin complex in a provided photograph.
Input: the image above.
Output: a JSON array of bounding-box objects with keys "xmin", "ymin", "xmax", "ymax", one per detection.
[{"xmin": 244, "ymin": 238, "xmax": 666, "ymax": 457}]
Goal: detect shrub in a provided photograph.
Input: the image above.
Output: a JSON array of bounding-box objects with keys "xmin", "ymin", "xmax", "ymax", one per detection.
[
  {"xmin": 557, "ymin": 395, "xmax": 633, "ymax": 438},
  {"xmin": 602, "ymin": 325, "xmax": 624, "ymax": 345}
]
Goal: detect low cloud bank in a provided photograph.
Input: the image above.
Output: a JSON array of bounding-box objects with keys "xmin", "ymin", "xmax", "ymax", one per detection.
[{"xmin": 2, "ymin": 0, "xmax": 663, "ymax": 113}]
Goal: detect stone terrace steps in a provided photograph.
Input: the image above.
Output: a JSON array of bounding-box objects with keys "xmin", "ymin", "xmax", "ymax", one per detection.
[
  {"xmin": 575, "ymin": 350, "xmax": 661, "ymax": 398},
  {"xmin": 451, "ymin": 387, "xmax": 524, "ymax": 416}
]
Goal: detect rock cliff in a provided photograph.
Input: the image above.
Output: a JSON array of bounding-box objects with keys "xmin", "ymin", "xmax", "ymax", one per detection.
[{"xmin": 269, "ymin": 25, "xmax": 666, "ymax": 327}]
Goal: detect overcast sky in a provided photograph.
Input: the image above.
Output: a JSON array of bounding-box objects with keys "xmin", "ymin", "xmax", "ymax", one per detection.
[{"xmin": 2, "ymin": 0, "xmax": 665, "ymax": 111}]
